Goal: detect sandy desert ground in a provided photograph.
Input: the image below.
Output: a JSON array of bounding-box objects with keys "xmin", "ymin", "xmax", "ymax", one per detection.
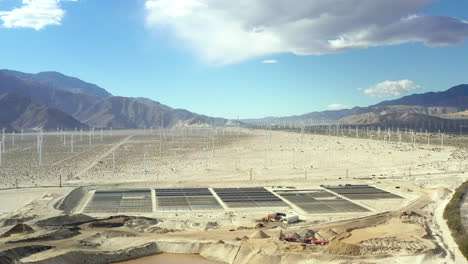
[{"xmin": 0, "ymin": 127, "xmax": 467, "ymax": 264}]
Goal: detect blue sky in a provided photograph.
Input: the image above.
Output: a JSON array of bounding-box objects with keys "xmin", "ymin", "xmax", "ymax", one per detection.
[{"xmin": 0, "ymin": 0, "xmax": 467, "ymax": 119}]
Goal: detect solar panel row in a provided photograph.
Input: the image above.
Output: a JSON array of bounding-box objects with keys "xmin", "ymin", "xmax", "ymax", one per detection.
[
  {"xmin": 278, "ymin": 192, "xmax": 369, "ymax": 214},
  {"xmin": 213, "ymin": 187, "xmax": 288, "ymax": 208},
  {"xmin": 84, "ymin": 190, "xmax": 152, "ymax": 213},
  {"xmin": 325, "ymin": 185, "xmax": 402, "ymax": 200},
  {"xmin": 155, "ymin": 188, "xmax": 222, "ymax": 211}
]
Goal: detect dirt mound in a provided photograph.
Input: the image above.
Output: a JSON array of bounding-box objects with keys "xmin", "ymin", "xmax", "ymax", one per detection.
[
  {"xmin": 89, "ymin": 216, "xmax": 130, "ymax": 228},
  {"xmin": 7, "ymin": 228, "xmax": 80, "ymax": 243},
  {"xmin": 250, "ymin": 230, "xmax": 270, "ymax": 239},
  {"xmin": 318, "ymin": 228, "xmax": 338, "ymax": 241},
  {"xmin": 297, "ymin": 229, "xmax": 314, "ymax": 239},
  {"xmin": 2, "ymin": 216, "xmax": 36, "ymax": 227},
  {"xmin": 80, "ymin": 231, "xmax": 137, "ymax": 247},
  {"xmin": 285, "ymin": 232, "xmax": 301, "ymax": 239},
  {"xmin": 0, "ymin": 245, "xmax": 53, "ymax": 264},
  {"xmin": 124, "ymin": 216, "xmax": 159, "ymax": 231},
  {"xmin": 36, "ymin": 214, "xmax": 96, "ymax": 227},
  {"xmin": 325, "ymin": 241, "xmax": 360, "ymax": 256},
  {"xmin": 334, "ymin": 231, "xmax": 352, "ymax": 241},
  {"xmin": 0, "ymin": 224, "xmax": 35, "ymax": 238}
]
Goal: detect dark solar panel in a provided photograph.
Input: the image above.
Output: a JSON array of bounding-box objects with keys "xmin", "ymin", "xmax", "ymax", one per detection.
[
  {"xmin": 275, "ymin": 189, "xmax": 369, "ymax": 214},
  {"xmin": 324, "ymin": 185, "xmax": 402, "ymax": 200},
  {"xmin": 155, "ymin": 188, "xmax": 222, "ymax": 211},
  {"xmin": 212, "ymin": 187, "xmax": 288, "ymax": 208}
]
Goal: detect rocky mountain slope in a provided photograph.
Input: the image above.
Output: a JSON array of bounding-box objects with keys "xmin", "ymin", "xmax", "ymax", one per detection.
[
  {"xmin": 0, "ymin": 71, "xmax": 100, "ymax": 117},
  {"xmin": 0, "ymin": 92, "xmax": 85, "ymax": 132},
  {"xmin": 244, "ymin": 84, "xmax": 468, "ymax": 125},
  {"xmin": 76, "ymin": 96, "xmax": 228, "ymax": 129},
  {"xmin": 0, "ymin": 70, "xmax": 232, "ymax": 131},
  {"xmin": 1, "ymin": 70, "xmax": 112, "ymax": 99},
  {"xmin": 376, "ymin": 84, "xmax": 468, "ymax": 108}
]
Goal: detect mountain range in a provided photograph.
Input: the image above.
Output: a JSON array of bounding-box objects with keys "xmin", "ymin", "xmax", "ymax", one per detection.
[
  {"xmin": 243, "ymin": 84, "xmax": 468, "ymax": 127},
  {"xmin": 0, "ymin": 68, "xmax": 467, "ymax": 132},
  {"xmin": 0, "ymin": 70, "xmax": 231, "ymax": 132}
]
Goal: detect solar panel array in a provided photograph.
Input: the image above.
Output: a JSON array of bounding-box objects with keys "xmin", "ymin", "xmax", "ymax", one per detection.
[
  {"xmin": 324, "ymin": 185, "xmax": 402, "ymax": 200},
  {"xmin": 155, "ymin": 188, "xmax": 223, "ymax": 211},
  {"xmin": 276, "ymin": 190, "xmax": 369, "ymax": 214},
  {"xmin": 213, "ymin": 187, "xmax": 288, "ymax": 208},
  {"xmin": 276, "ymin": 189, "xmax": 336, "ymax": 199},
  {"xmin": 84, "ymin": 190, "xmax": 152, "ymax": 213}
]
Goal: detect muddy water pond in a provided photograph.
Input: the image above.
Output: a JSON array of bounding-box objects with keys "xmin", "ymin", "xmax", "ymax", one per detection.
[{"xmin": 114, "ymin": 253, "xmax": 222, "ymax": 264}]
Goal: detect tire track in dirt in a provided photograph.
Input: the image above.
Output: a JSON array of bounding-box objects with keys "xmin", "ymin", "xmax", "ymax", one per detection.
[{"xmin": 75, "ymin": 135, "xmax": 133, "ymax": 179}]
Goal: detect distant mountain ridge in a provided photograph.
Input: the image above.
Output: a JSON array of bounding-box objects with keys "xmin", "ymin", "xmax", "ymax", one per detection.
[
  {"xmin": 1, "ymin": 69, "xmax": 112, "ymax": 99},
  {"xmin": 0, "ymin": 69, "xmax": 234, "ymax": 131},
  {"xmin": 376, "ymin": 84, "xmax": 468, "ymax": 108},
  {"xmin": 243, "ymin": 84, "xmax": 468, "ymax": 125},
  {"xmin": 0, "ymin": 92, "xmax": 85, "ymax": 131},
  {"xmin": 2, "ymin": 68, "xmax": 465, "ymax": 131},
  {"xmin": 0, "ymin": 71, "xmax": 100, "ymax": 117},
  {"xmin": 76, "ymin": 96, "xmax": 229, "ymax": 129}
]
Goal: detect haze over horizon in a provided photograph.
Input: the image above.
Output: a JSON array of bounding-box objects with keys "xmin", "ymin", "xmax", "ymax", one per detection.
[{"xmin": 1, "ymin": 0, "xmax": 467, "ymax": 119}]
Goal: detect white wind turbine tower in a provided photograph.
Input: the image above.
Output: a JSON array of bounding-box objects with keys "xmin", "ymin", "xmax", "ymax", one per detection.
[
  {"xmin": 143, "ymin": 145, "xmax": 148, "ymax": 173},
  {"xmin": 159, "ymin": 111, "xmax": 164, "ymax": 158},
  {"xmin": 70, "ymin": 134, "xmax": 74, "ymax": 153},
  {"xmin": 2, "ymin": 128, "xmax": 5, "ymax": 153},
  {"xmin": 89, "ymin": 129, "xmax": 92, "ymax": 145},
  {"xmin": 0, "ymin": 139, "xmax": 2, "ymax": 167},
  {"xmin": 37, "ymin": 131, "xmax": 43, "ymax": 167}
]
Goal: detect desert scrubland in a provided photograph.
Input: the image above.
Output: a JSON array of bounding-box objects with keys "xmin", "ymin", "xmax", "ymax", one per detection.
[{"xmin": 0, "ymin": 127, "xmax": 467, "ymax": 264}]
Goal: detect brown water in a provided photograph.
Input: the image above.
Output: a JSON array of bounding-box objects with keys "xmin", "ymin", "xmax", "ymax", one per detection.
[{"xmin": 114, "ymin": 253, "xmax": 222, "ymax": 264}]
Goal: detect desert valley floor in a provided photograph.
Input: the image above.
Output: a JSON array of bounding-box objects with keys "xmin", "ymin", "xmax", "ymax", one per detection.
[{"xmin": 0, "ymin": 128, "xmax": 466, "ymax": 263}]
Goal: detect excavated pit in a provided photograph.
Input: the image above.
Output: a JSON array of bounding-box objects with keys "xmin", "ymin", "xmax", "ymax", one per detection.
[{"xmin": 0, "ymin": 245, "xmax": 54, "ymax": 264}]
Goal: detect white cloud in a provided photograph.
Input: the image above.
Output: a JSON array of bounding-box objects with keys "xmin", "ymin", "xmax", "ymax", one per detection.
[
  {"xmin": 261, "ymin": 59, "xmax": 277, "ymax": 64},
  {"xmin": 145, "ymin": 0, "xmax": 468, "ymax": 64},
  {"xmin": 363, "ymin": 80, "xmax": 422, "ymax": 98},
  {"xmin": 328, "ymin": 104, "xmax": 348, "ymax": 110},
  {"xmin": 0, "ymin": 0, "xmax": 78, "ymax": 30}
]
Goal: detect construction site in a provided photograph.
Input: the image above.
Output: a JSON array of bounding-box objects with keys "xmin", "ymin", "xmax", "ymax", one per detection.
[{"xmin": 0, "ymin": 126, "xmax": 467, "ymax": 264}]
